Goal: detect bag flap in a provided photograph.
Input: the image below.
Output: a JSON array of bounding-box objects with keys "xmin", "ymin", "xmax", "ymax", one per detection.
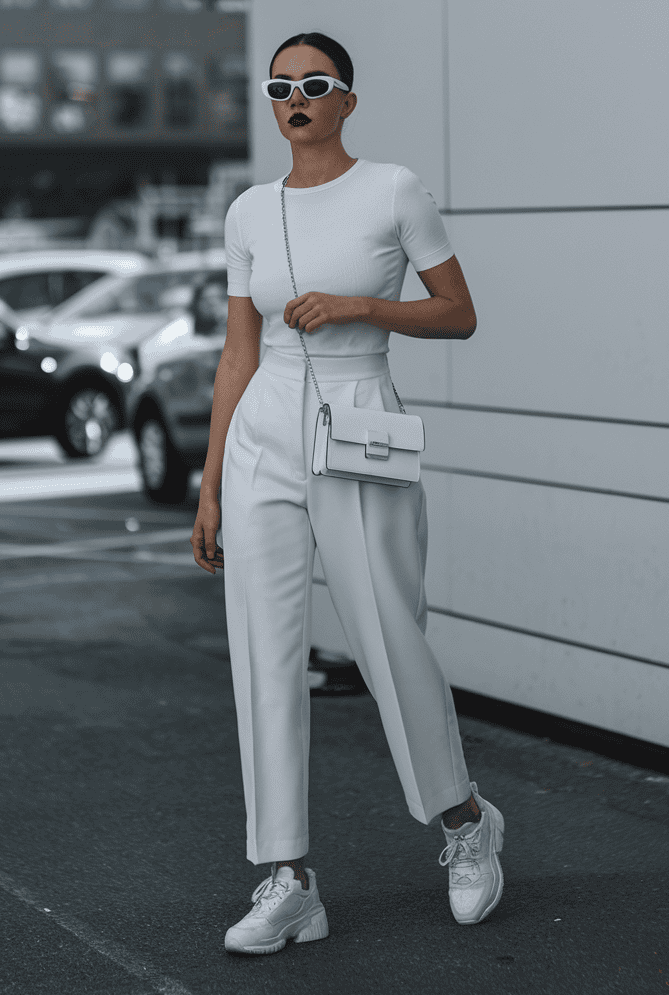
[{"xmin": 326, "ymin": 403, "xmax": 425, "ymax": 452}]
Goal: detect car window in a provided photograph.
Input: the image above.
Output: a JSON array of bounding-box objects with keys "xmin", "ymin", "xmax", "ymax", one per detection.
[
  {"xmin": 62, "ymin": 270, "xmax": 107, "ymax": 302},
  {"xmin": 47, "ymin": 271, "xmax": 106, "ymax": 307},
  {"xmin": 74, "ymin": 269, "xmax": 227, "ymax": 318},
  {"xmin": 0, "ymin": 272, "xmax": 51, "ymax": 310},
  {"xmin": 0, "ymin": 269, "xmax": 110, "ymax": 311}
]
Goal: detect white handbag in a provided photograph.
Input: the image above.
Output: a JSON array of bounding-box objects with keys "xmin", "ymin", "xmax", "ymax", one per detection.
[{"xmin": 281, "ymin": 174, "xmax": 425, "ymax": 488}]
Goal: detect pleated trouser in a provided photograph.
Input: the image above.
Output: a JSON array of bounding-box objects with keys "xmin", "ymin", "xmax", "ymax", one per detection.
[{"xmin": 220, "ymin": 346, "xmax": 472, "ymax": 865}]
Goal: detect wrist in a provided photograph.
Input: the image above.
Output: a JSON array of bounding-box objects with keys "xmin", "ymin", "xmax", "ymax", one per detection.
[
  {"xmin": 198, "ymin": 485, "xmax": 220, "ymax": 504},
  {"xmin": 355, "ymin": 297, "xmax": 373, "ymax": 323}
]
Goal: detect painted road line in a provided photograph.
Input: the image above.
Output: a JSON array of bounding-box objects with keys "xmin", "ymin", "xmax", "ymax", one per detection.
[
  {"xmin": 0, "ymin": 506, "xmax": 192, "ymax": 523},
  {"xmin": 0, "ymin": 869, "xmax": 194, "ymax": 995},
  {"xmin": 0, "ymin": 528, "xmax": 194, "ymax": 559},
  {"xmin": 0, "ymin": 470, "xmax": 144, "ymax": 504}
]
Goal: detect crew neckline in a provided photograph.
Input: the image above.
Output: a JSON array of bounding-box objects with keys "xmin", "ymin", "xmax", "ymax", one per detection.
[{"xmin": 279, "ymin": 158, "xmax": 365, "ymax": 194}]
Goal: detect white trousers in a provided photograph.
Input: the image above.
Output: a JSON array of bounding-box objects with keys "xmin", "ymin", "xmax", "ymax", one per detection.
[{"xmin": 221, "ymin": 347, "xmax": 471, "ymax": 865}]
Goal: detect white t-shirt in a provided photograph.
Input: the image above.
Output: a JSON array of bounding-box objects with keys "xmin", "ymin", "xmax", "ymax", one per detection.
[{"xmin": 223, "ymin": 158, "xmax": 454, "ymax": 357}]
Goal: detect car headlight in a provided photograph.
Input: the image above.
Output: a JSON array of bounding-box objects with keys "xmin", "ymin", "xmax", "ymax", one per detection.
[
  {"xmin": 100, "ymin": 351, "xmax": 119, "ymax": 373},
  {"xmin": 116, "ymin": 362, "xmax": 134, "ymax": 383}
]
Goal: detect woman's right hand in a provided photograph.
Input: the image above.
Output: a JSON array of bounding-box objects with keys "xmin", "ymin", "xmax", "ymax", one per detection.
[{"xmin": 191, "ymin": 497, "xmax": 224, "ymax": 574}]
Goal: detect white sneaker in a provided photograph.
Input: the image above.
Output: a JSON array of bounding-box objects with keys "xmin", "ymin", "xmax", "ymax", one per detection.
[
  {"xmin": 224, "ymin": 863, "xmax": 329, "ymax": 955},
  {"xmin": 438, "ymin": 780, "xmax": 504, "ymax": 925}
]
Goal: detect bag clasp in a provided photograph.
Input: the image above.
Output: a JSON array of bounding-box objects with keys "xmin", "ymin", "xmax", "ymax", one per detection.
[{"xmin": 365, "ymin": 428, "xmax": 389, "ymax": 460}]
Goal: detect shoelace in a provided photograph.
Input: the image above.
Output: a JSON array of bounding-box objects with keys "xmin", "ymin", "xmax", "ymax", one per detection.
[
  {"xmin": 438, "ymin": 817, "xmax": 484, "ymax": 868},
  {"xmin": 248, "ymin": 874, "xmax": 291, "ymax": 917}
]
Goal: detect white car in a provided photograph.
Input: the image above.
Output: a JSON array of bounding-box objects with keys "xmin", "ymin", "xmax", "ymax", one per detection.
[
  {"xmin": 29, "ymin": 249, "xmax": 228, "ymax": 377},
  {"xmin": 16, "ymin": 251, "xmax": 229, "ymax": 440},
  {"xmin": 0, "ymin": 249, "xmax": 150, "ymax": 322}
]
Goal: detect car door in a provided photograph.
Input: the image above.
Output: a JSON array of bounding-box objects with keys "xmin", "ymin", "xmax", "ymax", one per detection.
[
  {"xmin": 43, "ymin": 273, "xmax": 166, "ymax": 349},
  {"xmin": 160, "ymin": 343, "xmax": 225, "ymax": 453},
  {"xmin": 0, "ymin": 313, "xmax": 51, "ymax": 435}
]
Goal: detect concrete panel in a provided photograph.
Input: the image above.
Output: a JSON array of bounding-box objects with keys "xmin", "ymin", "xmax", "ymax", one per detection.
[
  {"xmin": 386, "ymin": 258, "xmax": 450, "ymax": 403},
  {"xmin": 427, "ymin": 611, "xmax": 669, "ymax": 748},
  {"xmin": 423, "ymin": 470, "xmax": 669, "ymax": 665},
  {"xmin": 416, "ymin": 406, "xmax": 669, "ymax": 499},
  {"xmin": 447, "ymin": 0, "xmax": 669, "ymax": 208},
  {"xmin": 443, "ymin": 209, "xmax": 669, "ymax": 418}
]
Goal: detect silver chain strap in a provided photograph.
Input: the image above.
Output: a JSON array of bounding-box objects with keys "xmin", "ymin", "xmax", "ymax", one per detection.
[{"xmin": 281, "ymin": 173, "xmax": 406, "ymax": 415}]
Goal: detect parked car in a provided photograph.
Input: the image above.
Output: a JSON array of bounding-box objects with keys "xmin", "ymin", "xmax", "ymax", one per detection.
[
  {"xmin": 0, "ymin": 298, "xmax": 135, "ymax": 458},
  {"xmin": 0, "ymin": 253, "xmax": 228, "ymax": 459},
  {"xmin": 0, "ymin": 249, "xmax": 149, "ymax": 322},
  {"xmin": 128, "ymin": 327, "xmax": 229, "ymax": 504},
  {"xmin": 28, "ymin": 250, "xmax": 228, "ymax": 382}
]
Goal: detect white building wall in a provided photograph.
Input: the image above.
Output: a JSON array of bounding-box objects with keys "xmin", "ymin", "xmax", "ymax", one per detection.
[{"xmin": 247, "ymin": 0, "xmax": 669, "ymax": 747}]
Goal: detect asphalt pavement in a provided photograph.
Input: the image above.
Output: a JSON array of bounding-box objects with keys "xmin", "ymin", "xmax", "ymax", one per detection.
[{"xmin": 0, "ymin": 485, "xmax": 667, "ymax": 995}]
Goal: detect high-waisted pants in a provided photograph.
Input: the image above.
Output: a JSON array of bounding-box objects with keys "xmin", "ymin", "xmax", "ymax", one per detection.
[{"xmin": 220, "ymin": 346, "xmax": 472, "ymax": 865}]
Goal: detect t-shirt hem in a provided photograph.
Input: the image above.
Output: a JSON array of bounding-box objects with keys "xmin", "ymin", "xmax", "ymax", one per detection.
[{"xmin": 411, "ymin": 243, "xmax": 455, "ymax": 271}]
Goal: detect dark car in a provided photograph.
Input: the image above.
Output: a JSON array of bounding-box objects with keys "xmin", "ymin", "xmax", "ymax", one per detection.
[{"xmin": 0, "ymin": 298, "xmax": 137, "ymax": 458}]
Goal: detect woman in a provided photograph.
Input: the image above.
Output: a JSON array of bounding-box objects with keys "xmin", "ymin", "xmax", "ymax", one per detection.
[{"xmin": 190, "ymin": 31, "xmax": 505, "ymax": 955}]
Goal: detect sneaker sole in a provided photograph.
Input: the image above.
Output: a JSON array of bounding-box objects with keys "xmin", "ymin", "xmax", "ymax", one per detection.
[{"xmin": 225, "ymin": 906, "xmax": 329, "ymax": 955}]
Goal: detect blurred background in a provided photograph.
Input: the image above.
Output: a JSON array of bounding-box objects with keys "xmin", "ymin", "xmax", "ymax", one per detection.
[
  {"xmin": 0, "ymin": 0, "xmax": 668, "ymax": 750},
  {"xmin": 0, "ymin": 0, "xmax": 251, "ymax": 254}
]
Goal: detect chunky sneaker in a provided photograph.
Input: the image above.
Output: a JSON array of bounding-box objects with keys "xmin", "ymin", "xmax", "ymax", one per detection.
[
  {"xmin": 438, "ymin": 780, "xmax": 504, "ymax": 925},
  {"xmin": 224, "ymin": 863, "xmax": 329, "ymax": 955}
]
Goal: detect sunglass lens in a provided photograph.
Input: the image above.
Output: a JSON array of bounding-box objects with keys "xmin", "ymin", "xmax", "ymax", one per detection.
[
  {"xmin": 302, "ymin": 79, "xmax": 329, "ymax": 97},
  {"xmin": 267, "ymin": 81, "xmax": 291, "ymax": 99}
]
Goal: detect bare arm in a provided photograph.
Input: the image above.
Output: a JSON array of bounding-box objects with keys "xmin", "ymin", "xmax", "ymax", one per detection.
[
  {"xmin": 358, "ymin": 255, "xmax": 477, "ymax": 339},
  {"xmin": 191, "ymin": 296, "xmax": 263, "ymax": 573}
]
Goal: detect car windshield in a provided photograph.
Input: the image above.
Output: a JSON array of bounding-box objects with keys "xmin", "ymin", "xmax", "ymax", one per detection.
[{"xmin": 72, "ymin": 269, "xmax": 228, "ymax": 318}]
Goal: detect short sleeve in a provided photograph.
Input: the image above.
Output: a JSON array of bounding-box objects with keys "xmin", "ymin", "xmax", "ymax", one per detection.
[
  {"xmin": 393, "ymin": 166, "xmax": 454, "ymax": 272},
  {"xmin": 224, "ymin": 195, "xmax": 252, "ymax": 297}
]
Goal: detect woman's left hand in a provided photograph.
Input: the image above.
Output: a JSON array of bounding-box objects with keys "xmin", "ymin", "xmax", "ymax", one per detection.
[{"xmin": 284, "ymin": 293, "xmax": 361, "ymax": 334}]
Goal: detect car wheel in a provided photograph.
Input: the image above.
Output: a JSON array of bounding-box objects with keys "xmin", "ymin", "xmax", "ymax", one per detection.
[
  {"xmin": 55, "ymin": 385, "xmax": 117, "ymax": 458},
  {"xmin": 138, "ymin": 415, "xmax": 190, "ymax": 504}
]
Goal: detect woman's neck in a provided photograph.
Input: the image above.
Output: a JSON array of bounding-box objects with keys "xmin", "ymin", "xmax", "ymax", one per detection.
[{"xmin": 285, "ymin": 155, "xmax": 358, "ymax": 188}]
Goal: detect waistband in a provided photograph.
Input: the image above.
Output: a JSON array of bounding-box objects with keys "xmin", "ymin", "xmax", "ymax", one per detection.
[{"xmin": 259, "ymin": 347, "xmax": 390, "ymax": 383}]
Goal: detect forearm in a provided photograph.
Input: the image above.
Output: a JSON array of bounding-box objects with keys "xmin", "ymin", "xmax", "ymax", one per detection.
[
  {"xmin": 199, "ymin": 352, "xmax": 257, "ymax": 502},
  {"xmin": 356, "ymin": 295, "xmax": 475, "ymax": 339}
]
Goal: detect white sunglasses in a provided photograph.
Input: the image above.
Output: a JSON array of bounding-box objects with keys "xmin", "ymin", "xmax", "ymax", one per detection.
[{"xmin": 261, "ymin": 75, "xmax": 350, "ymax": 101}]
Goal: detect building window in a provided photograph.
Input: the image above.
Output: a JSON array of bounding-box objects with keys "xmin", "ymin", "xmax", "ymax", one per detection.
[
  {"xmin": 162, "ymin": 52, "xmax": 198, "ymax": 129},
  {"xmin": 106, "ymin": 51, "xmax": 151, "ymax": 128},
  {"xmin": 49, "ymin": 50, "xmax": 98, "ymax": 133},
  {"xmin": 0, "ymin": 50, "xmax": 42, "ymax": 133},
  {"xmin": 206, "ymin": 51, "xmax": 246, "ymax": 128}
]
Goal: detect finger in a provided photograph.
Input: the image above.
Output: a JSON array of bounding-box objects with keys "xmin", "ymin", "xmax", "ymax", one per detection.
[{"xmin": 193, "ymin": 550, "xmax": 215, "ymax": 574}]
